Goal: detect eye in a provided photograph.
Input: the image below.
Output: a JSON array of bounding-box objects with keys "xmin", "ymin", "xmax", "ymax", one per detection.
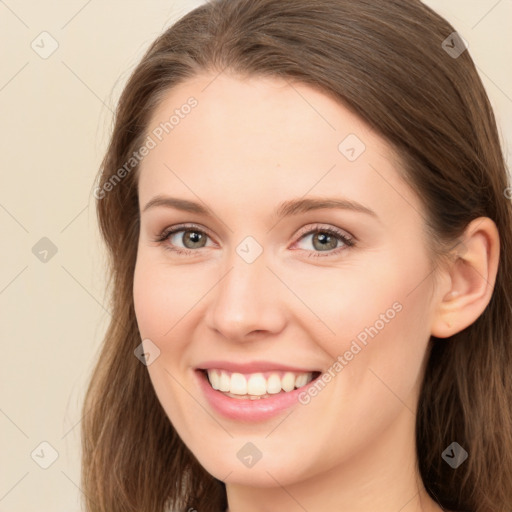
[
  {"xmin": 154, "ymin": 223, "xmax": 355, "ymax": 257},
  {"xmin": 292, "ymin": 224, "xmax": 355, "ymax": 258},
  {"xmin": 154, "ymin": 223, "xmax": 214, "ymax": 256}
]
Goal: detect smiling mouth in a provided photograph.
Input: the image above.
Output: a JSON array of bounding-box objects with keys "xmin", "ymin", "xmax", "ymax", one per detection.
[{"xmin": 201, "ymin": 369, "xmax": 322, "ymax": 400}]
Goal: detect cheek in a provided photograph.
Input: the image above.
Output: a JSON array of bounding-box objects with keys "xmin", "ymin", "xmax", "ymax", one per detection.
[
  {"xmin": 133, "ymin": 254, "xmax": 202, "ymax": 346},
  {"xmin": 133, "ymin": 256, "xmax": 203, "ymax": 432},
  {"xmin": 297, "ymin": 250, "xmax": 433, "ymax": 351},
  {"xmin": 312, "ymin": 246, "xmax": 434, "ymax": 410}
]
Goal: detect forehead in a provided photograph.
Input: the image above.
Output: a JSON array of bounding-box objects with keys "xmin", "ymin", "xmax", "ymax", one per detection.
[
  {"xmin": 145, "ymin": 72, "xmax": 376, "ymax": 159},
  {"xmin": 138, "ymin": 72, "xmax": 422, "ymax": 227}
]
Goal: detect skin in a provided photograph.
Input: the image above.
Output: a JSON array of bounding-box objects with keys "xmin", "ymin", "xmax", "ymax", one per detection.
[{"xmin": 133, "ymin": 72, "xmax": 500, "ymax": 512}]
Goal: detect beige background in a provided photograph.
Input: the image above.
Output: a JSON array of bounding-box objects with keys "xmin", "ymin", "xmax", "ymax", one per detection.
[{"xmin": 0, "ymin": 1, "xmax": 511, "ymax": 510}]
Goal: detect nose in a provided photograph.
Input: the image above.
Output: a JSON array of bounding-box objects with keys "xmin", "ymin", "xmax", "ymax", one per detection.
[{"xmin": 204, "ymin": 248, "xmax": 287, "ymax": 343}]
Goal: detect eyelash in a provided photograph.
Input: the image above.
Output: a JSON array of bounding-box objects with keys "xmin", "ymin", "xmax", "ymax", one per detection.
[{"xmin": 153, "ymin": 223, "xmax": 355, "ymax": 258}]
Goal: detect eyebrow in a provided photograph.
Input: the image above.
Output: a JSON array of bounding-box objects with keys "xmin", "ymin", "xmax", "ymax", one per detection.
[{"xmin": 142, "ymin": 195, "xmax": 378, "ymax": 220}]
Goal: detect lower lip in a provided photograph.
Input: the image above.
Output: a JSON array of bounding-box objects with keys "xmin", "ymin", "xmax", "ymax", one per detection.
[{"xmin": 196, "ymin": 370, "xmax": 315, "ymax": 422}]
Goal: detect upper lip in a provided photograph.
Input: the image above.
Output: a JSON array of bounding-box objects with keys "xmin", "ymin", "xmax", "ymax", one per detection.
[{"xmin": 196, "ymin": 360, "xmax": 320, "ymax": 373}]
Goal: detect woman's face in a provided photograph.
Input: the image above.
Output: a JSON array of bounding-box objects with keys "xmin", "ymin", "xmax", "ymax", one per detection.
[{"xmin": 133, "ymin": 73, "xmax": 442, "ymax": 487}]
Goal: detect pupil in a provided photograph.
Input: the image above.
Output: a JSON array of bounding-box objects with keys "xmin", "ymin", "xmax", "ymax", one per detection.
[
  {"xmin": 186, "ymin": 231, "xmax": 204, "ymax": 248},
  {"xmin": 315, "ymin": 232, "xmax": 336, "ymax": 250}
]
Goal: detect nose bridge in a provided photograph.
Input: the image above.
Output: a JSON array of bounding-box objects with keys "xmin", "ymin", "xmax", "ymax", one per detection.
[{"xmin": 206, "ymin": 236, "xmax": 284, "ymax": 340}]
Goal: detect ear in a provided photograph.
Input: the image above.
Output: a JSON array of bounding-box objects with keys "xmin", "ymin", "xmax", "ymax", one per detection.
[{"xmin": 430, "ymin": 217, "xmax": 500, "ymax": 338}]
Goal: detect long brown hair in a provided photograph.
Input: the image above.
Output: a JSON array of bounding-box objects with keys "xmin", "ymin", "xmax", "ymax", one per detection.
[{"xmin": 82, "ymin": 1, "xmax": 512, "ymax": 510}]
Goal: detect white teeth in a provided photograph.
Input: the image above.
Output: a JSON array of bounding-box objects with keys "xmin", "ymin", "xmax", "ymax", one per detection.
[
  {"xmin": 247, "ymin": 373, "xmax": 267, "ymax": 395},
  {"xmin": 230, "ymin": 373, "xmax": 247, "ymax": 395},
  {"xmin": 219, "ymin": 371, "xmax": 231, "ymax": 392},
  {"xmin": 281, "ymin": 372, "xmax": 296, "ymax": 392},
  {"xmin": 266, "ymin": 373, "xmax": 282, "ymax": 394},
  {"xmin": 209, "ymin": 369, "xmax": 221, "ymax": 390},
  {"xmin": 295, "ymin": 373, "xmax": 308, "ymax": 388},
  {"xmin": 206, "ymin": 369, "xmax": 315, "ymax": 397}
]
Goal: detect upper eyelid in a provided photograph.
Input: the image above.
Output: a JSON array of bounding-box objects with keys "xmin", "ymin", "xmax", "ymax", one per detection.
[
  {"xmin": 162, "ymin": 223, "xmax": 215, "ymax": 241},
  {"xmin": 295, "ymin": 223, "xmax": 353, "ymax": 240}
]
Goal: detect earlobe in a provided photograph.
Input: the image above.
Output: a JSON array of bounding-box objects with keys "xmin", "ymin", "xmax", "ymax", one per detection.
[{"xmin": 430, "ymin": 217, "xmax": 500, "ymax": 339}]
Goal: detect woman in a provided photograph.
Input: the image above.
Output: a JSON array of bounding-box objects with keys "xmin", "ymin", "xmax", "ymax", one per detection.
[{"xmin": 83, "ymin": 1, "xmax": 512, "ymax": 511}]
